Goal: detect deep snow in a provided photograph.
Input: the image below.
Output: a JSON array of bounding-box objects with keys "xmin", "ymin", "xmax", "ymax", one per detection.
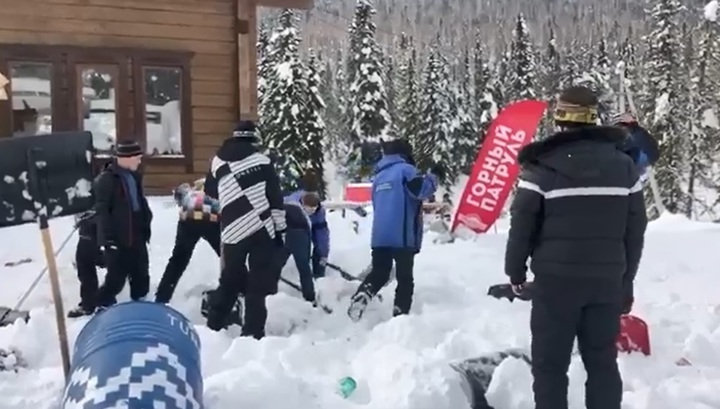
[{"xmin": 1, "ymin": 199, "xmax": 720, "ymax": 409}]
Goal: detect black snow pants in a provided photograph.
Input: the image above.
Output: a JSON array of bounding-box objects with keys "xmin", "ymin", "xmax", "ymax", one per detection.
[
  {"xmin": 155, "ymin": 220, "xmax": 221, "ymax": 303},
  {"xmin": 355, "ymin": 247, "xmax": 415, "ymax": 315},
  {"xmin": 531, "ymin": 274, "xmax": 623, "ymax": 409},
  {"xmin": 206, "ymin": 230, "xmax": 278, "ymax": 339},
  {"xmin": 74, "ymin": 229, "xmax": 103, "ymax": 311},
  {"xmin": 97, "ymin": 243, "xmax": 150, "ymax": 307}
]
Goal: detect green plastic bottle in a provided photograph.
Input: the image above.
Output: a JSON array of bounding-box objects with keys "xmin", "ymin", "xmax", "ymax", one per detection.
[{"xmin": 338, "ymin": 376, "xmax": 357, "ymax": 398}]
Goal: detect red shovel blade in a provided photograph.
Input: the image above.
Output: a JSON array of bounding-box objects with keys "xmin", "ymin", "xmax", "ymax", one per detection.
[{"xmin": 616, "ymin": 314, "xmax": 650, "ymax": 356}]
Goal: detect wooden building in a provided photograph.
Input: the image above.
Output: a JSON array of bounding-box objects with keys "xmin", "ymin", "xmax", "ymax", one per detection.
[{"xmin": 0, "ymin": 0, "xmax": 312, "ymax": 193}]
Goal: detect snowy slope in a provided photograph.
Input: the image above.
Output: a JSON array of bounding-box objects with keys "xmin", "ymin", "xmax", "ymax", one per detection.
[{"xmin": 1, "ymin": 199, "xmax": 720, "ymax": 409}]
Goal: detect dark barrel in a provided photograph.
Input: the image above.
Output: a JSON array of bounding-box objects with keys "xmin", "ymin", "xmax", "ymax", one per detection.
[{"xmin": 61, "ymin": 301, "xmax": 203, "ymax": 409}]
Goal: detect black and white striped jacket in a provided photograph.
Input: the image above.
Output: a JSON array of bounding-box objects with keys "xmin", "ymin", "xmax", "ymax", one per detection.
[
  {"xmin": 504, "ymin": 126, "xmax": 648, "ymax": 286},
  {"xmin": 203, "ymin": 138, "xmax": 286, "ymax": 244}
]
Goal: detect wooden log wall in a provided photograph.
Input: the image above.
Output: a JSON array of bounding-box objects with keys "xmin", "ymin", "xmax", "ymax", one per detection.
[{"xmin": 0, "ymin": 0, "xmax": 238, "ymax": 193}]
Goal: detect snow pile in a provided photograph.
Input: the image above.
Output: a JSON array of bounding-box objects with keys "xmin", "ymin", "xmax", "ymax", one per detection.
[
  {"xmin": 0, "ymin": 199, "xmax": 720, "ymax": 408},
  {"xmin": 705, "ymin": 0, "xmax": 718, "ymax": 21}
]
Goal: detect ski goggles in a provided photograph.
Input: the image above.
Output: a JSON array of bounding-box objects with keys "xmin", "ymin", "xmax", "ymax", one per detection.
[{"xmin": 553, "ymin": 102, "xmax": 598, "ymax": 124}]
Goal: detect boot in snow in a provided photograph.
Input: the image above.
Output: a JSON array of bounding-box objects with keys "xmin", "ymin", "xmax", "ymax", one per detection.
[
  {"xmin": 67, "ymin": 305, "xmax": 95, "ymax": 318},
  {"xmin": 347, "ymin": 291, "xmax": 371, "ymax": 322}
]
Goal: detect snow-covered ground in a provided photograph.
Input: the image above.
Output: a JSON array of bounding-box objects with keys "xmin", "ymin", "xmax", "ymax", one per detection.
[{"xmin": 1, "ymin": 198, "xmax": 720, "ymax": 409}]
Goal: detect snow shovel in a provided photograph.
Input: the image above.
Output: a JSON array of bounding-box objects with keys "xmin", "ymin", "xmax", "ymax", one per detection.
[
  {"xmin": 451, "ymin": 348, "xmax": 531, "ymax": 409},
  {"xmin": 486, "ymin": 282, "xmax": 534, "ymax": 302},
  {"xmin": 617, "ymin": 314, "xmax": 650, "ymax": 356}
]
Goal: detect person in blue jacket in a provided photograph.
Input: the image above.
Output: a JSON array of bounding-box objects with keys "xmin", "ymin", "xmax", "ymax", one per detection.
[
  {"xmin": 278, "ymin": 192, "xmax": 324, "ymax": 304},
  {"xmin": 611, "ymin": 113, "xmax": 660, "ymax": 176},
  {"xmin": 347, "ymin": 138, "xmax": 444, "ymax": 321},
  {"xmin": 285, "ymin": 171, "xmax": 330, "ymax": 278}
]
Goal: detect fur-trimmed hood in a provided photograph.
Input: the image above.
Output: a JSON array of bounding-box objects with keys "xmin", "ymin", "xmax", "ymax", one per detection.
[
  {"xmin": 518, "ymin": 126, "xmax": 630, "ymax": 179},
  {"xmin": 519, "ymin": 126, "xmax": 628, "ymax": 165}
]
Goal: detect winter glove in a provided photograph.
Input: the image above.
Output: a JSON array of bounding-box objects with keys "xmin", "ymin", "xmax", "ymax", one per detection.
[
  {"xmin": 318, "ymin": 257, "xmax": 327, "ymax": 266},
  {"xmin": 622, "ymin": 281, "xmax": 634, "ymax": 314},
  {"xmin": 429, "ymin": 163, "xmax": 446, "ymax": 181}
]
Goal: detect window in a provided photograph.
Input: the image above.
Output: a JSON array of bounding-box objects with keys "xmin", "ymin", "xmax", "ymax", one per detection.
[
  {"xmin": 78, "ymin": 65, "xmax": 119, "ymax": 156},
  {"xmin": 142, "ymin": 67, "xmax": 183, "ymax": 156},
  {"xmin": 9, "ymin": 62, "xmax": 53, "ymax": 136},
  {"xmin": 0, "ymin": 45, "xmax": 193, "ymax": 166}
]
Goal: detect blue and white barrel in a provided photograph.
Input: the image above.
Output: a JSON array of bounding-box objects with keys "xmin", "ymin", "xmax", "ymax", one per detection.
[{"xmin": 62, "ymin": 302, "xmax": 203, "ymax": 409}]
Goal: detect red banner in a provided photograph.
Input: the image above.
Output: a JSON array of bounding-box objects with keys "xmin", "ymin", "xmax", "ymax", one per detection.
[{"xmin": 451, "ymin": 100, "xmax": 547, "ymax": 234}]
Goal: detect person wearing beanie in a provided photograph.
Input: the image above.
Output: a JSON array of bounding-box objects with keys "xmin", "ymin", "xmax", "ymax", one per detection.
[
  {"xmin": 154, "ymin": 177, "xmax": 222, "ymax": 304},
  {"xmin": 93, "ymin": 140, "xmax": 153, "ymax": 308},
  {"xmin": 347, "ymin": 138, "xmax": 443, "ymax": 321},
  {"xmin": 285, "ymin": 170, "xmax": 330, "ymax": 278},
  {"xmin": 202, "ymin": 120, "xmax": 287, "ymax": 339},
  {"xmin": 504, "ymin": 86, "xmax": 647, "ymax": 409}
]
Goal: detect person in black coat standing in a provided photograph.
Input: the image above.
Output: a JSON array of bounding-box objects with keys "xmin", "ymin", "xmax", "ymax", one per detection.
[
  {"xmin": 504, "ymin": 86, "xmax": 648, "ymax": 409},
  {"xmin": 94, "ymin": 141, "xmax": 153, "ymax": 308},
  {"xmin": 203, "ymin": 121, "xmax": 286, "ymax": 339},
  {"xmin": 67, "ymin": 209, "xmax": 106, "ymax": 318}
]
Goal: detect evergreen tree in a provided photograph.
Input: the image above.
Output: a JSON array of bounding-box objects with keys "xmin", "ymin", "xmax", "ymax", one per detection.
[
  {"xmin": 416, "ymin": 46, "xmax": 456, "ymax": 186},
  {"xmin": 262, "ymin": 9, "xmax": 310, "ymax": 192},
  {"xmin": 643, "ymin": 0, "xmax": 686, "ymax": 214},
  {"xmin": 573, "ymin": 39, "xmax": 615, "ymax": 122},
  {"xmin": 257, "ymin": 21, "xmax": 272, "ymax": 120},
  {"xmin": 394, "ymin": 33, "xmax": 421, "ymax": 147},
  {"xmin": 345, "ymin": 0, "xmax": 391, "ymax": 179},
  {"xmin": 508, "ymin": 14, "xmax": 538, "ymax": 101},
  {"xmin": 453, "ymin": 44, "xmax": 480, "ymax": 174},
  {"xmin": 303, "ymin": 49, "xmax": 327, "ymax": 198}
]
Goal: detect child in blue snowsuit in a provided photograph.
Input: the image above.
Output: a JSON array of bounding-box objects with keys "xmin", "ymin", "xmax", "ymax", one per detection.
[
  {"xmin": 348, "ymin": 138, "xmax": 443, "ymax": 320},
  {"xmin": 279, "ymin": 191, "xmax": 328, "ymax": 304}
]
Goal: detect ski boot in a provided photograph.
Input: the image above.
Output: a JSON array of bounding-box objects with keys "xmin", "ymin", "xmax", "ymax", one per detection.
[{"xmin": 347, "ymin": 291, "xmax": 371, "ymax": 322}]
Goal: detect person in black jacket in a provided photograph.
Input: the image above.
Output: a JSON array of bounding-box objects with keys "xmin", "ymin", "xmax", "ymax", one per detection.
[
  {"xmin": 504, "ymin": 86, "xmax": 648, "ymax": 409},
  {"xmin": 94, "ymin": 141, "xmax": 153, "ymax": 308},
  {"xmin": 203, "ymin": 121, "xmax": 287, "ymax": 339}
]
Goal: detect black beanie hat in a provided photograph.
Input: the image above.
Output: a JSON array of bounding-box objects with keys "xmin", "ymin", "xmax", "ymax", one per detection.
[
  {"xmin": 553, "ymin": 86, "xmax": 599, "ymax": 126},
  {"xmin": 115, "ymin": 141, "xmax": 143, "ymax": 157},
  {"xmin": 232, "ymin": 120, "xmax": 257, "ymax": 139}
]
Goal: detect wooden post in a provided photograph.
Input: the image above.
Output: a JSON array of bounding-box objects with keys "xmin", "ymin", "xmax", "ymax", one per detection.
[
  {"xmin": 26, "ymin": 148, "xmax": 71, "ymax": 380},
  {"xmin": 236, "ymin": 0, "xmax": 313, "ymax": 121}
]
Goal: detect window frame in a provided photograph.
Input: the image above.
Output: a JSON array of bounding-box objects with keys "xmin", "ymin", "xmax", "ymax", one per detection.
[
  {"xmin": 0, "ymin": 44, "xmax": 194, "ymax": 170},
  {"xmin": 132, "ymin": 50, "xmax": 193, "ymax": 169}
]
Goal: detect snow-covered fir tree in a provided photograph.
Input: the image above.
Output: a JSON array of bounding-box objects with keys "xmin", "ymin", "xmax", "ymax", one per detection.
[
  {"xmin": 343, "ymin": 0, "xmax": 391, "ymax": 180},
  {"xmin": 345, "ymin": 0, "xmax": 391, "ymax": 146},
  {"xmin": 643, "ymin": 0, "xmax": 686, "ymax": 215},
  {"xmin": 257, "ymin": 21, "xmax": 271, "ymax": 108},
  {"xmin": 394, "ymin": 33, "xmax": 421, "ymax": 147},
  {"xmin": 415, "ymin": 45, "xmax": 456, "ymax": 186},
  {"xmin": 452, "ymin": 45, "xmax": 480, "ymax": 174},
  {"xmin": 508, "ymin": 14, "xmax": 537, "ymax": 101},
  {"xmin": 303, "ymin": 49, "xmax": 327, "ymax": 198},
  {"xmin": 262, "ymin": 9, "xmax": 311, "ymax": 192},
  {"xmin": 573, "ymin": 39, "xmax": 615, "ymax": 122}
]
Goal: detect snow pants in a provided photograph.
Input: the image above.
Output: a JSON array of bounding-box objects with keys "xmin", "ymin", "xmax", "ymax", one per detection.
[
  {"xmin": 277, "ymin": 228, "xmax": 315, "ymax": 302},
  {"xmin": 356, "ymin": 247, "xmax": 415, "ymax": 315},
  {"xmin": 530, "ymin": 275, "xmax": 623, "ymax": 409},
  {"xmin": 207, "ymin": 230, "xmax": 276, "ymax": 339},
  {"xmin": 97, "ymin": 243, "xmax": 150, "ymax": 307},
  {"xmin": 155, "ymin": 220, "xmax": 221, "ymax": 303},
  {"xmin": 74, "ymin": 233, "xmax": 103, "ymax": 311}
]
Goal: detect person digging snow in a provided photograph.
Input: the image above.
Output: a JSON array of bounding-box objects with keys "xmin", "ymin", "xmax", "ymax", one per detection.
[
  {"xmin": 154, "ymin": 178, "xmax": 221, "ymax": 304},
  {"xmin": 610, "ymin": 112, "xmax": 660, "ymax": 177},
  {"xmin": 347, "ymin": 138, "xmax": 443, "ymax": 321},
  {"xmin": 202, "ymin": 120, "xmax": 286, "ymax": 339},
  {"xmin": 504, "ymin": 85, "xmax": 648, "ymax": 409},
  {"xmin": 285, "ymin": 170, "xmax": 330, "ymax": 278},
  {"xmin": 277, "ymin": 192, "xmax": 324, "ymax": 305}
]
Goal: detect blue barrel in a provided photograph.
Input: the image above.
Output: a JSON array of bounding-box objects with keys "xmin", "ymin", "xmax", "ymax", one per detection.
[{"xmin": 61, "ymin": 302, "xmax": 203, "ymax": 409}]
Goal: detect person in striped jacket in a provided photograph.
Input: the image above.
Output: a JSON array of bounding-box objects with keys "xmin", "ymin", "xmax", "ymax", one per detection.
[
  {"xmin": 202, "ymin": 120, "xmax": 286, "ymax": 339},
  {"xmin": 154, "ymin": 178, "xmax": 221, "ymax": 304}
]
